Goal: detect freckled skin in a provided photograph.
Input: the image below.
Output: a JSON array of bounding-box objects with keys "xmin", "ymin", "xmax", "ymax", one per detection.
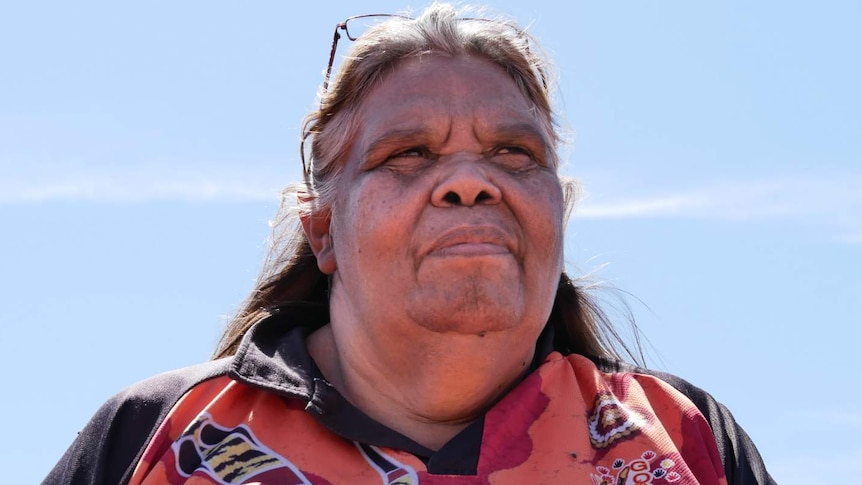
[{"xmin": 324, "ymin": 54, "xmax": 565, "ymax": 336}]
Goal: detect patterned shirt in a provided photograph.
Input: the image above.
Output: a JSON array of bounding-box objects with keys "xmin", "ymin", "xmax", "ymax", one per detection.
[{"xmin": 45, "ymin": 303, "xmax": 775, "ymax": 484}]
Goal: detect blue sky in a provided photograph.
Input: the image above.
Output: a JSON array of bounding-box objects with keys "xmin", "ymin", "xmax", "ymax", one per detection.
[{"xmin": 1, "ymin": 1, "xmax": 859, "ymax": 483}]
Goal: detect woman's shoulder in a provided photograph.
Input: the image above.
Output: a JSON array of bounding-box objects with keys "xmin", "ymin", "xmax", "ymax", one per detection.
[
  {"xmin": 549, "ymin": 353, "xmax": 776, "ymax": 485},
  {"xmin": 43, "ymin": 358, "xmax": 233, "ymax": 485}
]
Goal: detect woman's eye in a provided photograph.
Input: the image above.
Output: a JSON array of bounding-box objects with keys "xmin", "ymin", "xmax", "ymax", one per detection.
[
  {"xmin": 492, "ymin": 146, "xmax": 539, "ymax": 170},
  {"xmin": 378, "ymin": 147, "xmax": 435, "ymax": 173},
  {"xmin": 497, "ymin": 146, "xmax": 531, "ymax": 156},
  {"xmin": 390, "ymin": 147, "xmax": 428, "ymax": 159}
]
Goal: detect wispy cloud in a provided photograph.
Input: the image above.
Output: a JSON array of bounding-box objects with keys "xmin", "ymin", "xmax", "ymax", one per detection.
[
  {"xmin": 3, "ymin": 168, "xmax": 860, "ymax": 242},
  {"xmin": 575, "ymin": 173, "xmax": 862, "ymax": 243},
  {"xmin": 0, "ymin": 169, "xmax": 285, "ymax": 204}
]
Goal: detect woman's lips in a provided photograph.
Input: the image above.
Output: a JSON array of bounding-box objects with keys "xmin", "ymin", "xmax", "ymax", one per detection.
[
  {"xmin": 426, "ymin": 226, "xmax": 513, "ymax": 257},
  {"xmin": 434, "ymin": 242, "xmax": 510, "ymax": 256}
]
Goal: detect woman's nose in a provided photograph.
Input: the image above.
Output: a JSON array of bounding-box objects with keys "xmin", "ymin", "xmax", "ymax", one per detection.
[{"xmin": 430, "ymin": 156, "xmax": 502, "ymax": 207}]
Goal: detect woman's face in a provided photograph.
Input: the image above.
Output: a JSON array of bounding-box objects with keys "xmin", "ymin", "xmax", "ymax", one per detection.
[{"xmin": 311, "ymin": 54, "xmax": 564, "ymax": 341}]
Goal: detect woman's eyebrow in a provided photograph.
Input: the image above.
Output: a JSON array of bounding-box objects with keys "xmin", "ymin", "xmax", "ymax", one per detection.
[
  {"xmin": 480, "ymin": 121, "xmax": 553, "ymax": 152},
  {"xmin": 487, "ymin": 121, "xmax": 548, "ymax": 141},
  {"xmin": 364, "ymin": 122, "xmax": 550, "ymax": 153},
  {"xmin": 361, "ymin": 127, "xmax": 436, "ymax": 158}
]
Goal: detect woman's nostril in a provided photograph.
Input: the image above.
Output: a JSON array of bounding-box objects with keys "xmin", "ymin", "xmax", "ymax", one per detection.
[
  {"xmin": 443, "ymin": 191, "xmax": 462, "ymax": 205},
  {"xmin": 475, "ymin": 190, "xmax": 492, "ymax": 203}
]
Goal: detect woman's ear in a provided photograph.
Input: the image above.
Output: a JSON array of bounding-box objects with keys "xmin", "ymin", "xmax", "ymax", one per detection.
[{"xmin": 300, "ymin": 203, "xmax": 337, "ymax": 275}]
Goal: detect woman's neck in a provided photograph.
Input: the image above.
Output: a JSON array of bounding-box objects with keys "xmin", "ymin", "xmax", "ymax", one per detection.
[{"xmin": 306, "ymin": 323, "xmax": 535, "ymax": 451}]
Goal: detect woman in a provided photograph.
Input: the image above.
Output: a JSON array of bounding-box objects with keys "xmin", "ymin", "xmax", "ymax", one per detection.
[{"xmin": 45, "ymin": 3, "xmax": 775, "ymax": 484}]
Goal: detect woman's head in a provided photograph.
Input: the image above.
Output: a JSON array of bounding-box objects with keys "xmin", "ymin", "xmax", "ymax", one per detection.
[{"xmin": 214, "ymin": 2, "xmax": 639, "ymax": 364}]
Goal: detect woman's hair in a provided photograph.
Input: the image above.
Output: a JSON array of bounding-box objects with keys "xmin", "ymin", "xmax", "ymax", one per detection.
[{"xmin": 213, "ymin": 2, "xmax": 642, "ymax": 363}]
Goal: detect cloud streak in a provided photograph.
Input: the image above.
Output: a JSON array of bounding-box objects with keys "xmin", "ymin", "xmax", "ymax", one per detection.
[
  {"xmin": 0, "ymin": 171, "xmax": 284, "ymax": 204},
  {"xmin": 2, "ymin": 169, "xmax": 859, "ymax": 242},
  {"xmin": 574, "ymin": 173, "xmax": 862, "ymax": 243}
]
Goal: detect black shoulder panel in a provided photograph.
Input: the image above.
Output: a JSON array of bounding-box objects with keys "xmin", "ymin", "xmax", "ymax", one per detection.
[{"xmin": 43, "ymin": 359, "xmax": 231, "ymax": 485}]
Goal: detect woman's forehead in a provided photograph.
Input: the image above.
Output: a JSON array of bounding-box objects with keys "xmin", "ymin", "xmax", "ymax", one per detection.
[{"xmin": 353, "ymin": 55, "xmax": 552, "ymax": 147}]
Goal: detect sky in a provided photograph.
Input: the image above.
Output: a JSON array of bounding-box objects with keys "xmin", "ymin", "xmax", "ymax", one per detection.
[{"xmin": 1, "ymin": 1, "xmax": 859, "ymax": 483}]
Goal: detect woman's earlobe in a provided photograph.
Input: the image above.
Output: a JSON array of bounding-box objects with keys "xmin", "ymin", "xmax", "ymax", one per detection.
[{"xmin": 301, "ymin": 211, "xmax": 337, "ymax": 274}]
